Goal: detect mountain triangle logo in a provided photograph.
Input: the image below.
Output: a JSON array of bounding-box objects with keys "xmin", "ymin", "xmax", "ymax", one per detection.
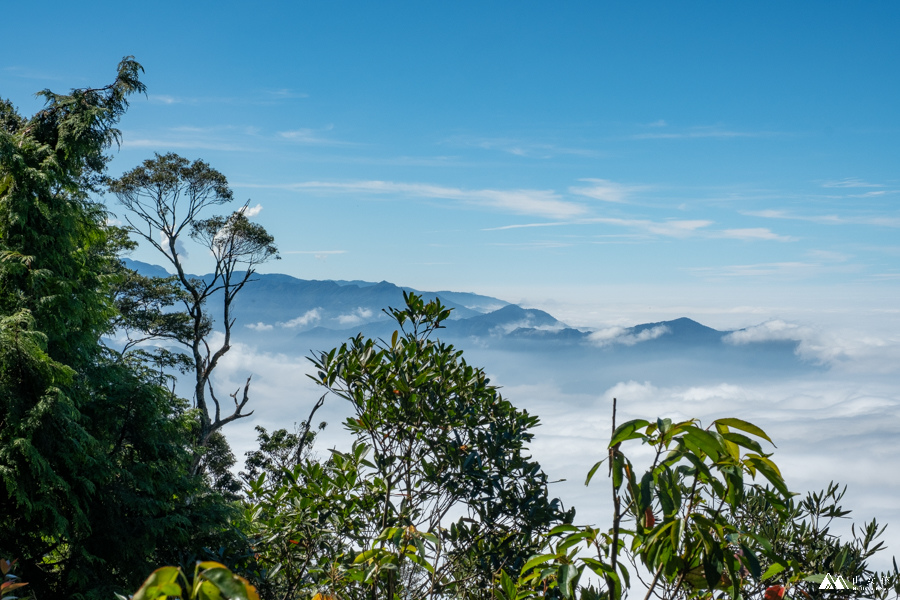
[{"xmin": 819, "ymin": 574, "xmax": 857, "ymax": 590}]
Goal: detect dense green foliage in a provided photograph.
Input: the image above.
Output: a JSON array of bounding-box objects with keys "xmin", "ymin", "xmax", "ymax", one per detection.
[
  {"xmin": 0, "ymin": 59, "xmax": 238, "ymax": 599},
  {"xmin": 244, "ymin": 293, "xmax": 572, "ymax": 600},
  {"xmin": 492, "ymin": 417, "xmax": 900, "ymax": 600}
]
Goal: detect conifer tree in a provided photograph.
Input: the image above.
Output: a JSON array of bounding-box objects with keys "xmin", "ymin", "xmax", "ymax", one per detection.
[{"xmin": 0, "ymin": 58, "xmax": 236, "ymax": 599}]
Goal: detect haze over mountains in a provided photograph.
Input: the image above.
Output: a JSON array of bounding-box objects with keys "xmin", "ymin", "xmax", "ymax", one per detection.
[{"xmin": 123, "ymin": 258, "xmax": 809, "ymax": 374}]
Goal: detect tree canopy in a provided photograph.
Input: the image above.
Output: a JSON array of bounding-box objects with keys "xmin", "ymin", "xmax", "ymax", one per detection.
[{"xmin": 0, "ymin": 58, "xmax": 239, "ymax": 599}]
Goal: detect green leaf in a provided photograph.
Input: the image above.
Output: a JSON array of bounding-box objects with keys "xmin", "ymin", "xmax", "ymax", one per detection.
[
  {"xmin": 585, "ymin": 459, "xmax": 605, "ymax": 485},
  {"xmin": 722, "ymin": 431, "xmax": 764, "ymax": 454},
  {"xmin": 745, "ymin": 456, "xmax": 790, "ymax": 497},
  {"xmin": 558, "ymin": 564, "xmax": 580, "ymax": 600},
  {"xmin": 703, "ymin": 550, "xmax": 725, "ymax": 590},
  {"xmin": 761, "ymin": 563, "xmax": 786, "ymax": 580},
  {"xmin": 683, "ymin": 428, "xmax": 724, "ymax": 460},
  {"xmin": 739, "ymin": 543, "xmax": 762, "ymax": 580},
  {"xmin": 406, "ymin": 552, "xmax": 435, "ymax": 573},
  {"xmin": 521, "ymin": 553, "xmax": 559, "ymax": 574},
  {"xmin": 354, "ymin": 549, "xmax": 380, "ymax": 564},
  {"xmin": 640, "ymin": 471, "xmax": 653, "ymax": 510},
  {"xmin": 714, "ymin": 418, "xmax": 775, "ymax": 446},
  {"xmin": 196, "ymin": 580, "xmax": 224, "ymax": 600},
  {"xmin": 548, "ymin": 524, "xmax": 579, "ymax": 536},
  {"xmin": 199, "ymin": 568, "xmax": 252, "ymax": 600},
  {"xmin": 609, "ymin": 419, "xmax": 650, "ymax": 447},
  {"xmin": 132, "ymin": 567, "xmax": 182, "ymax": 600},
  {"xmin": 498, "ymin": 569, "xmax": 516, "ymax": 600},
  {"xmin": 671, "ymin": 518, "xmax": 685, "ymax": 550}
]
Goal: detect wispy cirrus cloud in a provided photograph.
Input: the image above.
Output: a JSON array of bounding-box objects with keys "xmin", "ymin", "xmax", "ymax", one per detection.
[
  {"xmin": 122, "ymin": 125, "xmax": 261, "ymax": 152},
  {"xmin": 263, "ymin": 89, "xmax": 309, "ymax": 100},
  {"xmin": 482, "ymin": 222, "xmax": 573, "ymax": 231},
  {"xmin": 568, "ymin": 178, "xmax": 644, "ymax": 203},
  {"xmin": 717, "ymin": 227, "xmax": 795, "ymax": 241},
  {"xmin": 444, "ymin": 135, "xmax": 600, "ymax": 159},
  {"xmin": 628, "ymin": 125, "xmax": 783, "ymax": 140},
  {"xmin": 142, "ymin": 89, "xmax": 308, "ymax": 106},
  {"xmin": 2, "ymin": 65, "xmax": 72, "ymax": 81},
  {"xmin": 282, "ymin": 250, "xmax": 347, "ymax": 261},
  {"xmin": 745, "ymin": 209, "xmax": 900, "ymax": 228},
  {"xmin": 148, "ymin": 94, "xmax": 181, "ymax": 105},
  {"xmin": 590, "ymin": 217, "xmax": 713, "ymax": 238},
  {"xmin": 277, "ymin": 125, "xmax": 357, "ymax": 146},
  {"xmin": 821, "ymin": 178, "xmax": 884, "ymax": 188},
  {"xmin": 243, "ymin": 180, "xmax": 588, "ymax": 220},
  {"xmin": 688, "ymin": 261, "xmax": 819, "ymax": 278},
  {"xmin": 485, "ymin": 218, "xmax": 787, "ymax": 241},
  {"xmin": 122, "ymin": 138, "xmax": 249, "ymax": 152}
]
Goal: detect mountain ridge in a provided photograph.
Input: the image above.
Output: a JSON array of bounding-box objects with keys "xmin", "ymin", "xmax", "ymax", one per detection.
[{"xmin": 120, "ymin": 259, "xmax": 806, "ymax": 366}]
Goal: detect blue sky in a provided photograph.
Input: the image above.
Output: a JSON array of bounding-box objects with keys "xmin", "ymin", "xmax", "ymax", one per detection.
[{"xmin": 3, "ymin": 2, "xmax": 899, "ymax": 327}]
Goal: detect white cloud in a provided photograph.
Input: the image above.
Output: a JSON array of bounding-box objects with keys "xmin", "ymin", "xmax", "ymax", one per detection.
[
  {"xmin": 159, "ymin": 231, "xmax": 188, "ymax": 258},
  {"xmin": 482, "ymin": 222, "xmax": 572, "ymax": 231},
  {"xmin": 588, "ymin": 325, "xmax": 670, "ymax": 347},
  {"xmin": 725, "ymin": 320, "xmax": 810, "ymax": 345},
  {"xmin": 484, "ymin": 217, "xmax": 719, "ymax": 239},
  {"xmin": 630, "ymin": 126, "xmax": 781, "ymax": 140},
  {"xmin": 744, "ymin": 209, "xmax": 900, "ymax": 228},
  {"xmin": 724, "ymin": 320, "xmax": 900, "ymax": 372},
  {"xmin": 277, "ymin": 125, "xmax": 351, "ymax": 146},
  {"xmin": 240, "ymin": 203, "xmax": 263, "ymax": 217},
  {"xmin": 445, "ymin": 135, "xmax": 599, "ymax": 159},
  {"xmin": 278, "ymin": 309, "xmax": 322, "ymax": 329},
  {"xmin": 242, "ymin": 180, "xmax": 587, "ymax": 220},
  {"xmin": 821, "ymin": 178, "xmax": 884, "ymax": 188},
  {"xmin": 568, "ymin": 179, "xmax": 635, "ymax": 203},
  {"xmin": 689, "ymin": 261, "xmax": 817, "ymax": 278},
  {"xmin": 201, "ymin": 329, "xmax": 900, "ymax": 571},
  {"xmin": 590, "ymin": 217, "xmax": 713, "ymax": 238},
  {"xmin": 718, "ymin": 227, "xmax": 795, "ymax": 241},
  {"xmin": 337, "ymin": 307, "xmax": 374, "ymax": 326},
  {"xmin": 806, "ymin": 249, "xmax": 849, "ymax": 262},
  {"xmin": 245, "ymin": 322, "xmax": 273, "ymax": 331},
  {"xmin": 488, "ymin": 319, "xmax": 565, "ymax": 336},
  {"xmin": 264, "ymin": 89, "xmax": 309, "ymax": 100},
  {"xmin": 148, "ymin": 94, "xmax": 180, "ymax": 105},
  {"xmin": 122, "ymin": 137, "xmax": 246, "ymax": 152}
]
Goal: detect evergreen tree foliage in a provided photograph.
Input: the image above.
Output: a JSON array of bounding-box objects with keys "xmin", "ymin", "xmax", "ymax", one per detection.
[{"xmin": 0, "ymin": 58, "xmax": 237, "ymax": 599}]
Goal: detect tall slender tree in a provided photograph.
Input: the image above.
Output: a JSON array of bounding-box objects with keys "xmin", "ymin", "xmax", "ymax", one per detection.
[{"xmin": 109, "ymin": 154, "xmax": 279, "ymax": 469}]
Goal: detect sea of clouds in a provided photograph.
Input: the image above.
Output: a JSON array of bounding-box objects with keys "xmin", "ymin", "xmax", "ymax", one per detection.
[{"xmin": 212, "ymin": 307, "xmax": 900, "ymax": 572}]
